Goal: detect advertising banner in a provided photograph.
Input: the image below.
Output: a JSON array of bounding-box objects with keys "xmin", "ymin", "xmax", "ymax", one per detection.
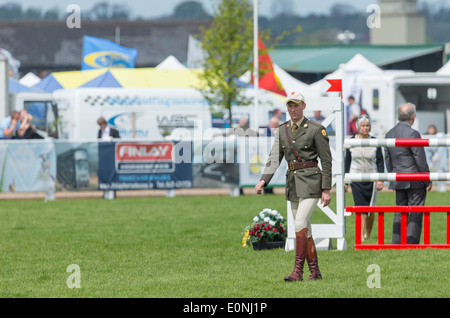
[
  {"xmin": 238, "ymin": 137, "xmax": 287, "ymax": 187},
  {"xmin": 0, "ymin": 141, "xmax": 56, "ymax": 195},
  {"xmin": 98, "ymin": 140, "xmax": 193, "ymax": 190},
  {"xmin": 55, "ymin": 141, "xmax": 98, "ymax": 190},
  {"xmin": 193, "ymin": 138, "xmax": 239, "ymax": 188}
]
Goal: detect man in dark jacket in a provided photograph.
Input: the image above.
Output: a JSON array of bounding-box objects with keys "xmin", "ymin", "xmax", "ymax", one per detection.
[
  {"xmin": 97, "ymin": 117, "xmax": 120, "ymax": 140},
  {"xmin": 385, "ymin": 103, "xmax": 432, "ymax": 244}
]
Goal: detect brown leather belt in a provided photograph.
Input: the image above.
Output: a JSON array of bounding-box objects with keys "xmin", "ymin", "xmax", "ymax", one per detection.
[{"xmin": 288, "ymin": 159, "xmax": 318, "ymax": 171}]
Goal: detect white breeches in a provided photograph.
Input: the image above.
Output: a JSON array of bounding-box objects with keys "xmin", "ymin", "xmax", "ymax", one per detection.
[{"xmin": 290, "ymin": 198, "xmax": 319, "ymax": 236}]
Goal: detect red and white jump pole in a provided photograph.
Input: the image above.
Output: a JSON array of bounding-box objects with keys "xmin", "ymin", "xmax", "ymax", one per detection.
[
  {"xmin": 344, "ymin": 137, "xmax": 450, "ymax": 250},
  {"xmin": 345, "ymin": 172, "xmax": 450, "ymax": 182},
  {"xmin": 344, "ymin": 138, "xmax": 450, "ymax": 148}
]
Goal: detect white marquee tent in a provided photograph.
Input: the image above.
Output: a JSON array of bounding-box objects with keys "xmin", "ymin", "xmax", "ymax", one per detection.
[
  {"xmin": 156, "ymin": 55, "xmax": 187, "ymax": 70},
  {"xmin": 436, "ymin": 59, "xmax": 450, "ymax": 75}
]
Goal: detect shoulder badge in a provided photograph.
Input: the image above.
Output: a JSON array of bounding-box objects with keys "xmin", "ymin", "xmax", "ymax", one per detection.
[{"xmin": 321, "ymin": 129, "xmax": 327, "ymax": 136}]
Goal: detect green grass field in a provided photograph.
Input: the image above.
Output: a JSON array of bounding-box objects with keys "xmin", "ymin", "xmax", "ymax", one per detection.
[{"xmin": 0, "ymin": 191, "xmax": 449, "ymax": 298}]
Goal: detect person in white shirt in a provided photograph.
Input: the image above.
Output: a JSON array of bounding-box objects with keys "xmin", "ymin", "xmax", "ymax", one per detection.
[{"xmin": 97, "ymin": 117, "xmax": 120, "ymax": 140}]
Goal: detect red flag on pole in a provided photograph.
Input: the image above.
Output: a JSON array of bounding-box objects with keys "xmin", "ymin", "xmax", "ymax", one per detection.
[
  {"xmin": 326, "ymin": 79, "xmax": 342, "ymax": 95},
  {"xmin": 326, "ymin": 79, "xmax": 343, "ymax": 100},
  {"xmin": 251, "ymin": 38, "xmax": 286, "ymax": 96}
]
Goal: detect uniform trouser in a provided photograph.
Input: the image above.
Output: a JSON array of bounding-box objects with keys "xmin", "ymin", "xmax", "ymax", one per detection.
[
  {"xmin": 392, "ymin": 188, "xmax": 426, "ymax": 244},
  {"xmin": 290, "ymin": 198, "xmax": 319, "ymax": 237}
]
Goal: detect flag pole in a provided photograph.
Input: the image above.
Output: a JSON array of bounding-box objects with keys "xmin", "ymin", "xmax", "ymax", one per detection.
[{"xmin": 253, "ymin": 0, "xmax": 259, "ymax": 131}]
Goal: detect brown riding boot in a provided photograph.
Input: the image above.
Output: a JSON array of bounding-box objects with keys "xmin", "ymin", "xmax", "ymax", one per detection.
[
  {"xmin": 284, "ymin": 229, "xmax": 308, "ymax": 282},
  {"xmin": 306, "ymin": 236, "xmax": 322, "ymax": 280}
]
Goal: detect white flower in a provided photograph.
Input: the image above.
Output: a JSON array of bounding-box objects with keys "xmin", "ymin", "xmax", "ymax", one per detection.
[
  {"xmin": 263, "ymin": 208, "xmax": 271, "ymax": 213},
  {"xmin": 259, "ymin": 212, "xmax": 264, "ymax": 218},
  {"xmin": 270, "ymin": 210, "xmax": 277, "ymax": 216},
  {"xmin": 269, "ymin": 220, "xmax": 276, "ymax": 226},
  {"xmin": 253, "ymin": 216, "xmax": 259, "ymax": 222},
  {"xmin": 264, "ymin": 217, "xmax": 270, "ymax": 223}
]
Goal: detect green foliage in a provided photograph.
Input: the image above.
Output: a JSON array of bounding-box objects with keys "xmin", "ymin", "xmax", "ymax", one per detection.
[{"xmin": 195, "ymin": 0, "xmax": 254, "ymax": 126}]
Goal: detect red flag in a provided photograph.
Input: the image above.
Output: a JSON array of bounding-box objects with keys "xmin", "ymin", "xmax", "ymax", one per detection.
[
  {"xmin": 251, "ymin": 38, "xmax": 286, "ymax": 96},
  {"xmin": 326, "ymin": 79, "xmax": 342, "ymax": 97}
]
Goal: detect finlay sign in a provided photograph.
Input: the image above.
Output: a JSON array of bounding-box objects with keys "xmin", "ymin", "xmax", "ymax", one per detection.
[
  {"xmin": 98, "ymin": 141, "xmax": 193, "ymax": 191},
  {"xmin": 115, "ymin": 142, "xmax": 175, "ymax": 173}
]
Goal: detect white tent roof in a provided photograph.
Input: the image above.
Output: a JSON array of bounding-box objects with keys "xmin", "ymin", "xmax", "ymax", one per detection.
[
  {"xmin": 340, "ymin": 53, "xmax": 382, "ymax": 73},
  {"xmin": 19, "ymin": 72, "xmax": 41, "ymax": 87},
  {"xmin": 273, "ymin": 64, "xmax": 309, "ymax": 95},
  {"xmin": 437, "ymin": 60, "xmax": 450, "ymax": 75},
  {"xmin": 156, "ymin": 55, "xmax": 187, "ymax": 70},
  {"xmin": 308, "ymin": 53, "xmax": 383, "ymax": 99}
]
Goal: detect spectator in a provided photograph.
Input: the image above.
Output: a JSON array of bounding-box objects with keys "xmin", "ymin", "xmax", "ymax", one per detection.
[
  {"xmin": 347, "ymin": 96, "xmax": 362, "ymax": 136},
  {"xmin": 269, "ymin": 116, "xmax": 279, "ymax": 131},
  {"xmin": 15, "ymin": 110, "xmax": 43, "ymax": 139},
  {"xmin": 272, "ymin": 108, "xmax": 282, "ymax": 123},
  {"xmin": 385, "ymin": 103, "xmax": 432, "ymax": 244},
  {"xmin": 426, "ymin": 124, "xmax": 437, "ymax": 135},
  {"xmin": 97, "ymin": 117, "xmax": 120, "ymax": 140},
  {"xmin": 267, "ymin": 109, "xmax": 283, "ymax": 137},
  {"xmin": 424, "ymin": 124, "xmax": 447, "ymax": 192},
  {"xmin": 345, "ymin": 114, "xmax": 384, "ymax": 241},
  {"xmin": 0, "ymin": 111, "xmax": 20, "ymax": 139},
  {"xmin": 228, "ymin": 116, "xmax": 258, "ymax": 137},
  {"xmin": 97, "ymin": 116, "xmax": 120, "ymax": 200},
  {"xmin": 310, "ymin": 110, "xmax": 334, "ymax": 135}
]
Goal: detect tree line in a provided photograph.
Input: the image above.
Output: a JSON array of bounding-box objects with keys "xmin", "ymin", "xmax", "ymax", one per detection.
[{"xmin": 1, "ymin": 1, "xmax": 449, "ymax": 44}]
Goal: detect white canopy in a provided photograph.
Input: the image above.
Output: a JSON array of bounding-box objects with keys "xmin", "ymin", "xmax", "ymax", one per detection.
[
  {"xmin": 309, "ymin": 53, "xmax": 383, "ymax": 101},
  {"xmin": 155, "ymin": 55, "xmax": 187, "ymax": 70},
  {"xmin": 19, "ymin": 72, "xmax": 41, "ymax": 87},
  {"xmin": 436, "ymin": 60, "xmax": 450, "ymax": 75},
  {"xmin": 273, "ymin": 64, "xmax": 310, "ymax": 95}
]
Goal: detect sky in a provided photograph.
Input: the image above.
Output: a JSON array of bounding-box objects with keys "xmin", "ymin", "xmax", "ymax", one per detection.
[{"xmin": 3, "ymin": 0, "xmax": 449, "ymax": 19}]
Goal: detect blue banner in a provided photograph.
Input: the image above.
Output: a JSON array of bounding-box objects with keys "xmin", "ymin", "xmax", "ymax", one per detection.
[
  {"xmin": 82, "ymin": 35, "xmax": 138, "ymax": 70},
  {"xmin": 98, "ymin": 141, "xmax": 193, "ymax": 190}
]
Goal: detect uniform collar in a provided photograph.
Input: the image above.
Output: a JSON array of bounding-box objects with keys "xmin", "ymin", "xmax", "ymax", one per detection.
[
  {"xmin": 291, "ymin": 116, "xmax": 306, "ymax": 127},
  {"xmin": 288, "ymin": 117, "xmax": 309, "ymax": 140}
]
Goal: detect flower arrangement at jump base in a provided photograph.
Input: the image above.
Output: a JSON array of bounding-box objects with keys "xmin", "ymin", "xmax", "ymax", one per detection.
[{"xmin": 242, "ymin": 208, "xmax": 287, "ymax": 250}]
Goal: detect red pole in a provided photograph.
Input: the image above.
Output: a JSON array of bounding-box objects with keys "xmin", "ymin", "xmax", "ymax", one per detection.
[
  {"xmin": 378, "ymin": 212, "xmax": 384, "ymax": 245},
  {"xmin": 424, "ymin": 212, "xmax": 430, "ymax": 245},
  {"xmin": 395, "ymin": 139, "xmax": 430, "ymax": 147},
  {"xmin": 396, "ymin": 173, "xmax": 431, "ymax": 182},
  {"xmin": 447, "ymin": 212, "xmax": 450, "ymax": 245},
  {"xmin": 401, "ymin": 213, "xmax": 407, "ymax": 244},
  {"xmin": 355, "ymin": 213, "xmax": 361, "ymax": 246}
]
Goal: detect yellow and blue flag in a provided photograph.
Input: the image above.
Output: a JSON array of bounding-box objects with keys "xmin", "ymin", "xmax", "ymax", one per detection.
[{"xmin": 82, "ymin": 35, "xmax": 138, "ymax": 70}]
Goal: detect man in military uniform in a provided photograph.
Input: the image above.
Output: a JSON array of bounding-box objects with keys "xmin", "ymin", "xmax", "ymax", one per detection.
[{"xmin": 255, "ymin": 91, "xmax": 332, "ymax": 282}]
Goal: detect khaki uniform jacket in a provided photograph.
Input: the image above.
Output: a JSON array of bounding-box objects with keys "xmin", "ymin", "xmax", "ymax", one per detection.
[{"xmin": 261, "ymin": 117, "xmax": 332, "ymax": 201}]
